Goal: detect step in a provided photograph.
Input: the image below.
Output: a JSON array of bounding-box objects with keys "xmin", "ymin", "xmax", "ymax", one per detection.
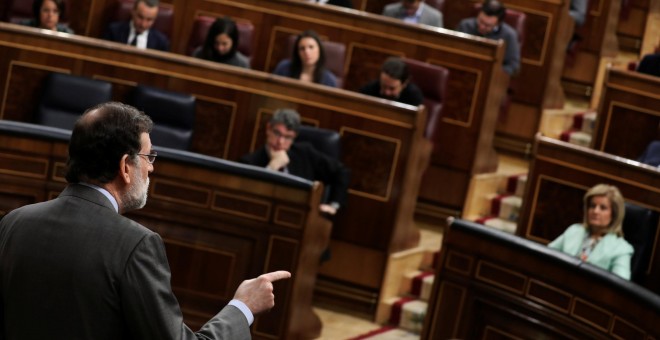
[
  {"xmin": 560, "ymin": 130, "xmax": 592, "ymax": 147},
  {"xmin": 475, "ymin": 216, "xmax": 517, "ymax": 234}
]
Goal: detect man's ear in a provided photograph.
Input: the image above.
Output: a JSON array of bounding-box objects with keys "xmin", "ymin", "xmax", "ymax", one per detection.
[{"xmin": 119, "ymin": 154, "xmax": 132, "ymax": 185}]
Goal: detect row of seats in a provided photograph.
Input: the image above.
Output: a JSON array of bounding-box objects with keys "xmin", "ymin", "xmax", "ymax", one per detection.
[
  {"xmin": 35, "ymin": 73, "xmax": 343, "ymax": 184},
  {"xmin": 37, "ymin": 73, "xmax": 195, "ymax": 150}
]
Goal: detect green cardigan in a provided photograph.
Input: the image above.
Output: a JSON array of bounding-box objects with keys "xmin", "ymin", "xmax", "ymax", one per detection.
[{"xmin": 548, "ymin": 223, "xmax": 634, "ymax": 280}]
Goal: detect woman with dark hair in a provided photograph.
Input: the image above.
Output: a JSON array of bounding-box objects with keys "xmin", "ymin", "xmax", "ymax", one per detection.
[
  {"xmin": 21, "ymin": 0, "xmax": 74, "ymax": 33},
  {"xmin": 193, "ymin": 17, "xmax": 250, "ymax": 69},
  {"xmin": 548, "ymin": 184, "xmax": 634, "ymax": 280},
  {"xmin": 273, "ymin": 30, "xmax": 337, "ymax": 87}
]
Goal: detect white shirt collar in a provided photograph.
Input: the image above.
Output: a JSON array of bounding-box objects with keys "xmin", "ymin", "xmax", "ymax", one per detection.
[
  {"xmin": 128, "ymin": 21, "xmax": 149, "ymax": 49},
  {"xmin": 402, "ymin": 3, "xmax": 424, "ymax": 24},
  {"xmin": 79, "ymin": 182, "xmax": 119, "ymax": 213}
]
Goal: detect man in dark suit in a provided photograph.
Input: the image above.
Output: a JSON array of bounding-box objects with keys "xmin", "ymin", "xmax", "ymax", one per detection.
[
  {"xmin": 359, "ymin": 57, "xmax": 424, "ymax": 106},
  {"xmin": 0, "ymin": 102, "xmax": 289, "ymax": 339},
  {"xmin": 103, "ymin": 0, "xmax": 170, "ymax": 51},
  {"xmin": 240, "ymin": 109, "xmax": 349, "ymax": 216}
]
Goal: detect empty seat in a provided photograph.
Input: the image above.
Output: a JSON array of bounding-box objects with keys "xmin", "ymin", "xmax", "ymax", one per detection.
[
  {"xmin": 109, "ymin": 0, "xmax": 174, "ymax": 40},
  {"xmin": 132, "ymin": 85, "xmax": 195, "ymax": 150},
  {"xmin": 186, "ymin": 15, "xmax": 255, "ymax": 58},
  {"xmin": 36, "ymin": 73, "xmax": 113, "ymax": 130},
  {"xmin": 402, "ymin": 58, "xmax": 449, "ymax": 144},
  {"xmin": 296, "ymin": 125, "xmax": 341, "ymax": 160},
  {"xmin": 286, "ymin": 35, "xmax": 346, "ymax": 87},
  {"xmin": 623, "ymin": 203, "xmax": 660, "ymax": 284},
  {"xmin": 295, "ymin": 125, "xmax": 343, "ymax": 203}
]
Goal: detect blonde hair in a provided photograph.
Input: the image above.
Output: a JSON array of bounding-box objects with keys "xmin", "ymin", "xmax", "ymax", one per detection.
[{"xmin": 582, "ymin": 184, "xmax": 625, "ymax": 237}]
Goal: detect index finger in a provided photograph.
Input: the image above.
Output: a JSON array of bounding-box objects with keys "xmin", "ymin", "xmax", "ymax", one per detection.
[{"xmin": 260, "ymin": 270, "xmax": 291, "ymax": 282}]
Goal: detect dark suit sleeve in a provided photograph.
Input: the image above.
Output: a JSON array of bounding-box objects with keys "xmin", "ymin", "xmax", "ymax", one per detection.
[
  {"xmin": 103, "ymin": 23, "xmax": 120, "ymax": 42},
  {"xmin": 121, "ymin": 233, "xmax": 250, "ymax": 340}
]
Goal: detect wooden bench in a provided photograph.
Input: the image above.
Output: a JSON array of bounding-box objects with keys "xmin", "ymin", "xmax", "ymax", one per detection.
[
  {"xmin": 440, "ymin": 0, "xmax": 574, "ymax": 155},
  {"xmin": 517, "ymin": 134, "xmax": 660, "ymax": 295},
  {"xmin": 561, "ymin": 0, "xmax": 620, "ymax": 101},
  {"xmin": 0, "ymin": 120, "xmax": 330, "ymax": 339},
  {"xmin": 423, "ymin": 218, "xmax": 660, "ymax": 339},
  {"xmin": 0, "ymin": 22, "xmax": 431, "ymax": 312},
  {"xmin": 41, "ymin": 0, "xmax": 507, "ymax": 223},
  {"xmin": 592, "ymin": 67, "xmax": 660, "ymax": 160}
]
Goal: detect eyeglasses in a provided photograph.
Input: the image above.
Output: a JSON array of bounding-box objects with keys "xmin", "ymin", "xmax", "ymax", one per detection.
[
  {"xmin": 137, "ymin": 151, "xmax": 158, "ymax": 164},
  {"xmin": 270, "ymin": 128, "xmax": 296, "ymax": 142}
]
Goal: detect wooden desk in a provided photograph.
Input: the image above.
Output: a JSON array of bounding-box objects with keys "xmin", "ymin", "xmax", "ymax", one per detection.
[
  {"xmin": 423, "ymin": 218, "xmax": 660, "ymax": 339},
  {"xmin": 0, "ymin": 120, "xmax": 330, "ymax": 339},
  {"xmin": 517, "ymin": 134, "xmax": 660, "ymax": 295},
  {"xmin": 561, "ymin": 0, "xmax": 620, "ymax": 99},
  {"xmin": 440, "ymin": 0, "xmax": 573, "ymax": 156},
  {"xmin": 592, "ymin": 67, "xmax": 660, "ymax": 160},
  {"xmin": 0, "ymin": 23, "xmax": 430, "ymax": 311}
]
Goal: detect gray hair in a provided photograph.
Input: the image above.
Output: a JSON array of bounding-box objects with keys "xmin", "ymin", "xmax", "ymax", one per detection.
[{"xmin": 269, "ymin": 109, "xmax": 301, "ymax": 133}]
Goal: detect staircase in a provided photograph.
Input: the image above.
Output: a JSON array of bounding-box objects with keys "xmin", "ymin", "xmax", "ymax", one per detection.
[
  {"xmin": 463, "ymin": 172, "xmax": 527, "ymax": 234},
  {"xmin": 558, "ymin": 110, "xmax": 597, "ymax": 147},
  {"xmin": 349, "ymin": 249, "xmax": 438, "ymax": 339},
  {"xmin": 540, "ymin": 107, "xmax": 597, "ymax": 147}
]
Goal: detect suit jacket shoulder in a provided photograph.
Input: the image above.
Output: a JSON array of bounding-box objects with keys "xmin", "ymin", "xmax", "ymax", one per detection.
[
  {"xmin": 420, "ymin": 3, "xmax": 443, "ymax": 27},
  {"xmin": 147, "ymin": 28, "xmax": 170, "ymax": 51},
  {"xmin": 104, "ymin": 21, "xmax": 130, "ymax": 43}
]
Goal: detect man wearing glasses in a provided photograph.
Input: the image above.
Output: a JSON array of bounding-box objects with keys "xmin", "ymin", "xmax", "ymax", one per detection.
[
  {"xmin": 0, "ymin": 102, "xmax": 289, "ymax": 339},
  {"xmin": 456, "ymin": 0, "xmax": 520, "ymax": 76},
  {"xmin": 240, "ymin": 109, "xmax": 349, "ymax": 216}
]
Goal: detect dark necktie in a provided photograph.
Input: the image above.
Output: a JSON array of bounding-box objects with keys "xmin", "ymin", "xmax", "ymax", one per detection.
[{"xmin": 129, "ymin": 35, "xmax": 138, "ymax": 46}]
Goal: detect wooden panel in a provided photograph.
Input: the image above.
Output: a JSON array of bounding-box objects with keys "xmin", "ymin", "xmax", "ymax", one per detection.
[
  {"xmin": 422, "ymin": 219, "xmax": 660, "ymax": 339},
  {"xmin": 0, "ymin": 121, "xmax": 330, "ymax": 339},
  {"xmin": 593, "ymin": 68, "xmax": 660, "ymax": 160},
  {"xmin": 562, "ymin": 0, "xmax": 621, "ymax": 98},
  {"xmin": 517, "ymin": 135, "xmax": 660, "ymax": 295},
  {"xmin": 617, "ymin": 0, "xmax": 650, "ymax": 52}
]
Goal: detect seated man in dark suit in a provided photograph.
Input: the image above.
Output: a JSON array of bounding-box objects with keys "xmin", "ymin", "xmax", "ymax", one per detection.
[
  {"xmin": 103, "ymin": 0, "xmax": 170, "ymax": 51},
  {"xmin": 637, "ymin": 53, "xmax": 660, "ymax": 77},
  {"xmin": 240, "ymin": 109, "xmax": 349, "ymax": 216},
  {"xmin": 359, "ymin": 57, "xmax": 424, "ymax": 106},
  {"xmin": 456, "ymin": 0, "xmax": 520, "ymax": 76}
]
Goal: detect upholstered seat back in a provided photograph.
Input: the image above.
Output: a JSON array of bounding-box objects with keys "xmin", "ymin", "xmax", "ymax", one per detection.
[
  {"xmin": 186, "ymin": 15, "xmax": 255, "ymax": 59},
  {"xmin": 295, "ymin": 125, "xmax": 342, "ymax": 203},
  {"xmin": 111, "ymin": 0, "xmax": 174, "ymax": 39},
  {"xmin": 286, "ymin": 35, "xmax": 346, "ymax": 87},
  {"xmin": 36, "ymin": 73, "xmax": 113, "ymax": 130},
  {"xmin": 132, "ymin": 85, "xmax": 195, "ymax": 150},
  {"xmin": 402, "ymin": 58, "xmax": 449, "ymax": 143},
  {"xmin": 622, "ymin": 203, "xmax": 659, "ymax": 284},
  {"xmin": 296, "ymin": 125, "xmax": 341, "ymax": 160}
]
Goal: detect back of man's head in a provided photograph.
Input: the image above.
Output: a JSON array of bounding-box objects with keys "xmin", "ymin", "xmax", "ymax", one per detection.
[
  {"xmin": 381, "ymin": 57, "xmax": 410, "ymax": 83},
  {"xmin": 481, "ymin": 0, "xmax": 506, "ymax": 23},
  {"xmin": 66, "ymin": 102, "xmax": 153, "ymax": 184},
  {"xmin": 269, "ymin": 109, "xmax": 301, "ymax": 133}
]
